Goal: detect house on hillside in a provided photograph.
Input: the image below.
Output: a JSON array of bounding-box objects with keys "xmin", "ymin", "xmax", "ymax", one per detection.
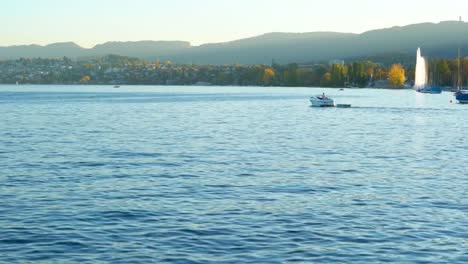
[{"xmin": 329, "ymin": 60, "xmax": 345, "ymax": 66}]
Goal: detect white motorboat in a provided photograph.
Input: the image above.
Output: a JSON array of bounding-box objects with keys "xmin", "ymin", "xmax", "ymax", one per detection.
[{"xmin": 310, "ymin": 94, "xmax": 334, "ymax": 107}]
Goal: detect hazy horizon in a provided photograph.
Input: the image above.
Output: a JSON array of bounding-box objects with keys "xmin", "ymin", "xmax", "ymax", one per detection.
[{"xmin": 2, "ymin": 0, "xmax": 468, "ymax": 48}]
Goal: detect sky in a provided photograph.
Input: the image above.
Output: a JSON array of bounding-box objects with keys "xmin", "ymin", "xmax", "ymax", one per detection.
[{"xmin": 1, "ymin": 0, "xmax": 468, "ymax": 48}]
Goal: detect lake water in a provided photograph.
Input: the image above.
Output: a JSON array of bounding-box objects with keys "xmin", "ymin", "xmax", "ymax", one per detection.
[{"xmin": 1, "ymin": 85, "xmax": 467, "ymax": 263}]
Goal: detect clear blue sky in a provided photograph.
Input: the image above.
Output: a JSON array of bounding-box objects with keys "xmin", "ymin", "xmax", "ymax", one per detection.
[{"xmin": 2, "ymin": 0, "xmax": 467, "ymax": 47}]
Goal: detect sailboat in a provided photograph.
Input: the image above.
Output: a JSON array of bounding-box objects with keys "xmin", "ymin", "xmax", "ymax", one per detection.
[
  {"xmin": 455, "ymin": 89, "xmax": 468, "ymax": 103},
  {"xmin": 454, "ymin": 64, "xmax": 468, "ymax": 102},
  {"xmin": 454, "ymin": 33, "xmax": 468, "ymax": 103},
  {"xmin": 454, "ymin": 18, "xmax": 468, "ymax": 103},
  {"xmin": 455, "ymin": 87, "xmax": 468, "ymax": 104}
]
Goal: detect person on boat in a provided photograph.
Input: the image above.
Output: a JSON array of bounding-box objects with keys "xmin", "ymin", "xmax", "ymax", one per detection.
[{"xmin": 321, "ymin": 93, "xmax": 327, "ymax": 99}]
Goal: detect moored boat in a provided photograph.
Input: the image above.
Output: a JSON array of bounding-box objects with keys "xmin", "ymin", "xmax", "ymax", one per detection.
[
  {"xmin": 310, "ymin": 94, "xmax": 334, "ymax": 107},
  {"xmin": 416, "ymin": 86, "xmax": 442, "ymax": 94},
  {"xmin": 453, "ymin": 17, "xmax": 467, "ymax": 104},
  {"xmin": 455, "ymin": 90, "xmax": 468, "ymax": 104}
]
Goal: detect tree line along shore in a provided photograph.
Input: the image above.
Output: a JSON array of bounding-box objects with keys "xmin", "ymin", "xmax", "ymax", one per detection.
[{"xmin": 1, "ymin": 54, "xmax": 467, "ymax": 88}]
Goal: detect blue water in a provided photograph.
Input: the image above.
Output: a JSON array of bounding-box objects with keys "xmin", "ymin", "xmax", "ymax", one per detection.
[{"xmin": 1, "ymin": 85, "xmax": 467, "ymax": 263}]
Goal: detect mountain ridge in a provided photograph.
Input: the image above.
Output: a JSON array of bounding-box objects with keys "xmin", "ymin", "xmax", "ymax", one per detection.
[{"xmin": 1, "ymin": 21, "xmax": 468, "ymax": 64}]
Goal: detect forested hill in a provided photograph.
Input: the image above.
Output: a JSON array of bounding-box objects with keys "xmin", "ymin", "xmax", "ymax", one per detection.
[{"xmin": 1, "ymin": 21, "xmax": 468, "ymax": 64}]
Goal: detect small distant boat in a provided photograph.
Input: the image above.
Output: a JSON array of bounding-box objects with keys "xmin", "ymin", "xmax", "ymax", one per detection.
[
  {"xmin": 416, "ymin": 86, "xmax": 442, "ymax": 94},
  {"xmin": 455, "ymin": 90, "xmax": 468, "ymax": 104},
  {"xmin": 339, "ymin": 88, "xmax": 345, "ymax": 91},
  {"xmin": 310, "ymin": 94, "xmax": 334, "ymax": 107},
  {"xmin": 336, "ymin": 104, "xmax": 351, "ymax": 108},
  {"xmin": 113, "ymin": 85, "xmax": 120, "ymax": 88}
]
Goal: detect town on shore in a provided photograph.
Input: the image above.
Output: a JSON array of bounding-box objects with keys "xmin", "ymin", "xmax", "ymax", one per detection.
[{"xmin": 0, "ymin": 54, "xmax": 466, "ymax": 88}]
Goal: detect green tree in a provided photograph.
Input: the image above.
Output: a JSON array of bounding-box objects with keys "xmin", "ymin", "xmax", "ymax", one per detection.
[
  {"xmin": 283, "ymin": 63, "xmax": 298, "ymax": 86},
  {"xmin": 329, "ymin": 64, "xmax": 348, "ymax": 87},
  {"xmin": 438, "ymin": 60, "xmax": 451, "ymax": 86}
]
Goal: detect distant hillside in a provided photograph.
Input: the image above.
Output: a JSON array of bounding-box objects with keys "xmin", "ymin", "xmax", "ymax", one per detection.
[
  {"xmin": 173, "ymin": 32, "xmax": 357, "ymax": 64},
  {"xmin": 89, "ymin": 41, "xmax": 191, "ymax": 59},
  {"xmin": 0, "ymin": 41, "xmax": 191, "ymax": 61},
  {"xmin": 0, "ymin": 42, "xmax": 87, "ymax": 59},
  {"xmin": 1, "ymin": 21, "xmax": 468, "ymax": 64}
]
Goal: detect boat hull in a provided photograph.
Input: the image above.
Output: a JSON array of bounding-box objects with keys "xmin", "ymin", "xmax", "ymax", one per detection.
[
  {"xmin": 310, "ymin": 97, "xmax": 334, "ymax": 107},
  {"xmin": 455, "ymin": 91, "xmax": 468, "ymax": 104},
  {"xmin": 416, "ymin": 86, "xmax": 442, "ymax": 94}
]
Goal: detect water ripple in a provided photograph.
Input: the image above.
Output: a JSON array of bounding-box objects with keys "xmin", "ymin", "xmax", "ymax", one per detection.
[{"xmin": 1, "ymin": 86, "xmax": 467, "ymax": 263}]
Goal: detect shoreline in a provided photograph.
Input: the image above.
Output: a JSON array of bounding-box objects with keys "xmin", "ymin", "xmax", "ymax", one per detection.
[{"xmin": 0, "ymin": 83, "xmax": 416, "ymax": 90}]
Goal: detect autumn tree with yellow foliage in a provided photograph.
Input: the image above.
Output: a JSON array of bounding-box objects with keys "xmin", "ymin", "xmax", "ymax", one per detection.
[
  {"xmin": 263, "ymin": 68, "xmax": 275, "ymax": 85},
  {"xmin": 388, "ymin": 64, "xmax": 406, "ymax": 88},
  {"xmin": 80, "ymin": 75, "xmax": 91, "ymax": 83}
]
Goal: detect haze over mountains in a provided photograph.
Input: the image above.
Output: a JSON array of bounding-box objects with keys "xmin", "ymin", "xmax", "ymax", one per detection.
[{"xmin": 2, "ymin": 21, "xmax": 468, "ymax": 65}]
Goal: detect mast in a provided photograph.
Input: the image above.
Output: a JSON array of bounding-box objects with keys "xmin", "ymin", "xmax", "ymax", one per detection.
[{"xmin": 458, "ymin": 16, "xmax": 462, "ymax": 91}]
